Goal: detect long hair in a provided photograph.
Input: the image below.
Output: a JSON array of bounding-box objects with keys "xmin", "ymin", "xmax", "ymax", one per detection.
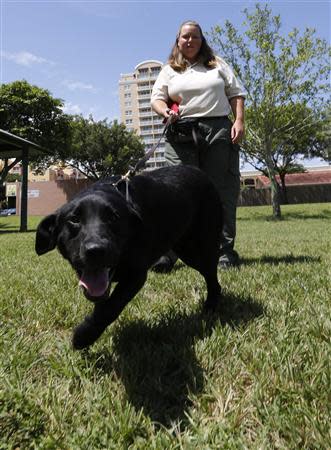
[{"xmin": 168, "ymin": 20, "xmax": 217, "ymax": 72}]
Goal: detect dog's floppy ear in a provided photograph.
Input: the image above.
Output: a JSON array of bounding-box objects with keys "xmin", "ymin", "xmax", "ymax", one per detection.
[{"xmin": 35, "ymin": 214, "xmax": 58, "ymax": 255}]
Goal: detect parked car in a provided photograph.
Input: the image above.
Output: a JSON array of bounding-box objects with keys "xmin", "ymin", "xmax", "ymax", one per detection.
[{"xmin": 0, "ymin": 208, "xmax": 16, "ymax": 216}]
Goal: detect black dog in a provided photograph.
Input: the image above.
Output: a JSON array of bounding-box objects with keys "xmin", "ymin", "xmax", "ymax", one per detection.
[{"xmin": 35, "ymin": 165, "xmax": 223, "ymax": 349}]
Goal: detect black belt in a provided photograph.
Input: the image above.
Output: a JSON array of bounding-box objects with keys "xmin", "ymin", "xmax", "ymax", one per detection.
[{"xmin": 167, "ymin": 116, "xmax": 229, "ymax": 146}]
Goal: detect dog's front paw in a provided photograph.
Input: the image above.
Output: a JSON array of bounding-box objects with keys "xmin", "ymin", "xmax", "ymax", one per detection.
[
  {"xmin": 203, "ymin": 293, "xmax": 223, "ymax": 313},
  {"xmin": 72, "ymin": 317, "xmax": 105, "ymax": 350}
]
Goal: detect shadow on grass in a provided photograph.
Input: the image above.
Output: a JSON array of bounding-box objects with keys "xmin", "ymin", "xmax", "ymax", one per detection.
[
  {"xmin": 92, "ymin": 293, "xmax": 263, "ymax": 428},
  {"xmin": 241, "ymin": 254, "xmax": 321, "ymax": 266},
  {"xmin": 283, "ymin": 209, "xmax": 331, "ymax": 220},
  {"xmin": 0, "ymin": 229, "xmax": 37, "ymax": 234},
  {"xmin": 238, "ymin": 208, "xmax": 331, "ymax": 222},
  {"xmin": 0, "ymin": 222, "xmax": 13, "ymax": 230}
]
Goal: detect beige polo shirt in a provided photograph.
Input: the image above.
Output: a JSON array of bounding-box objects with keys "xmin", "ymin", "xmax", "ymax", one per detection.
[{"xmin": 151, "ymin": 57, "xmax": 246, "ymax": 118}]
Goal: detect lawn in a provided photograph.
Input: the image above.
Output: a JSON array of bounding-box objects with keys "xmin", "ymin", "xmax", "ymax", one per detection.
[{"xmin": 0, "ymin": 203, "xmax": 330, "ymax": 449}]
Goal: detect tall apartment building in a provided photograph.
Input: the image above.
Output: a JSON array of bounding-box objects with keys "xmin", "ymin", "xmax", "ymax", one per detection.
[{"xmin": 119, "ymin": 60, "xmax": 166, "ymax": 169}]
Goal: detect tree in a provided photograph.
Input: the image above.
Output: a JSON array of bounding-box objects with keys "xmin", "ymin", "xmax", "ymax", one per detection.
[
  {"xmin": 243, "ymin": 103, "xmax": 329, "ymax": 204},
  {"xmin": 61, "ymin": 115, "xmax": 145, "ymax": 180},
  {"xmin": 209, "ymin": 4, "xmax": 330, "ymax": 217},
  {"xmin": 0, "ymin": 80, "xmax": 71, "ymax": 187}
]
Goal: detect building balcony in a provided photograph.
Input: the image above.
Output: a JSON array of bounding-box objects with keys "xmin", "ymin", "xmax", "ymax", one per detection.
[
  {"xmin": 137, "ymin": 94, "xmax": 151, "ymax": 99},
  {"xmin": 147, "ymin": 156, "xmax": 166, "ymax": 163},
  {"xmin": 137, "ymin": 84, "xmax": 151, "ymax": 91},
  {"xmin": 142, "ymin": 139, "xmax": 158, "ymax": 145},
  {"xmin": 137, "ymin": 74, "xmax": 158, "ymax": 81},
  {"xmin": 139, "ymin": 111, "xmax": 153, "ymax": 116},
  {"xmin": 138, "ymin": 101, "xmax": 151, "ymax": 107}
]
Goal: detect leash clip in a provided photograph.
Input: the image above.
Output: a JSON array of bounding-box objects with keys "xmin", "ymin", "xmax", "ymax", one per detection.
[{"xmin": 112, "ymin": 117, "xmax": 172, "ymax": 201}]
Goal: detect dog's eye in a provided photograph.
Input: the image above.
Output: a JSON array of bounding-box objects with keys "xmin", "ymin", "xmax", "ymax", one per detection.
[
  {"xmin": 67, "ymin": 215, "xmax": 80, "ymax": 227},
  {"xmin": 106, "ymin": 210, "xmax": 119, "ymax": 223}
]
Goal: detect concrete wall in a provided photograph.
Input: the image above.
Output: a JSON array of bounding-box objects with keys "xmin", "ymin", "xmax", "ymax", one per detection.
[
  {"xmin": 15, "ymin": 179, "xmax": 91, "ymax": 216},
  {"xmin": 9, "ymin": 179, "xmax": 331, "ymax": 216},
  {"xmin": 238, "ymin": 184, "xmax": 331, "ymax": 207}
]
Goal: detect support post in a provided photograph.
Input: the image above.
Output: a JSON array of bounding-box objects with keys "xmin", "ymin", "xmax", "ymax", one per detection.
[{"xmin": 20, "ymin": 145, "xmax": 29, "ymax": 232}]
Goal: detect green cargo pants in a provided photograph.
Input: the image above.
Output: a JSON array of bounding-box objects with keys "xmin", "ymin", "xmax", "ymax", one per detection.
[{"xmin": 165, "ymin": 116, "xmax": 241, "ymax": 263}]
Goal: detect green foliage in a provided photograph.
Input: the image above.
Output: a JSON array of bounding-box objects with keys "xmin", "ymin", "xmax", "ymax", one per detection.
[
  {"xmin": 0, "ymin": 203, "xmax": 330, "ymax": 448},
  {"xmin": 62, "ymin": 115, "xmax": 145, "ymax": 179},
  {"xmin": 0, "ymin": 80, "xmax": 145, "ymax": 182},
  {"xmin": 5, "ymin": 173, "xmax": 21, "ymax": 183},
  {"xmin": 0, "ymin": 80, "xmax": 71, "ymax": 185},
  {"xmin": 209, "ymin": 4, "xmax": 330, "ymax": 217},
  {"xmin": 0, "ymin": 80, "xmax": 71, "ymax": 151}
]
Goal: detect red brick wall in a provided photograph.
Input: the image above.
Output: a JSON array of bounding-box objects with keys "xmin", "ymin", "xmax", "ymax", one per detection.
[{"xmin": 16, "ymin": 179, "xmax": 92, "ymax": 216}]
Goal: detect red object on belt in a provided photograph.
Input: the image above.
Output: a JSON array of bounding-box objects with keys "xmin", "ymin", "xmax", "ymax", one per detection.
[
  {"xmin": 163, "ymin": 101, "xmax": 179, "ymax": 123},
  {"xmin": 168, "ymin": 101, "xmax": 179, "ymax": 114}
]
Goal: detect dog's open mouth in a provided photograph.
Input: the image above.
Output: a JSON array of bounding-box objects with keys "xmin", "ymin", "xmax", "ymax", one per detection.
[{"xmin": 79, "ymin": 268, "xmax": 113, "ymax": 299}]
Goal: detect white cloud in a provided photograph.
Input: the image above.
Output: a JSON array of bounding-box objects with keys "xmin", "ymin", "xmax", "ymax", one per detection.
[
  {"xmin": 61, "ymin": 103, "xmax": 117, "ymax": 121},
  {"xmin": 62, "ymin": 80, "xmax": 97, "ymax": 92},
  {"xmin": 1, "ymin": 50, "xmax": 54, "ymax": 67},
  {"xmin": 62, "ymin": 102, "xmax": 82, "ymax": 115}
]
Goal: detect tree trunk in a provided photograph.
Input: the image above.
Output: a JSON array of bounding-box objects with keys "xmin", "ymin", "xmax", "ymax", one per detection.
[
  {"xmin": 0, "ymin": 158, "xmax": 20, "ymax": 204},
  {"xmin": 279, "ymin": 173, "xmax": 289, "ymax": 204},
  {"xmin": 269, "ymin": 175, "xmax": 281, "ymax": 218},
  {"xmin": 0, "ymin": 181, "xmax": 5, "ymax": 204},
  {"xmin": 265, "ymin": 152, "xmax": 282, "ymax": 219}
]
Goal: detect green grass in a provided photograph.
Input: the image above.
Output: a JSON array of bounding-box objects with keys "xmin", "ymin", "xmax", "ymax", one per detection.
[{"xmin": 0, "ymin": 203, "xmax": 330, "ymax": 449}]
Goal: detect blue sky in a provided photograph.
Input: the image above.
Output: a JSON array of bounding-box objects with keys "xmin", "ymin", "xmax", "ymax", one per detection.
[{"xmin": 1, "ymin": 0, "xmax": 330, "ymax": 124}]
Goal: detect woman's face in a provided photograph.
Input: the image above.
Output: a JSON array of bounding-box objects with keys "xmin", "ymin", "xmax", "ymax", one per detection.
[{"xmin": 177, "ymin": 24, "xmax": 202, "ymax": 63}]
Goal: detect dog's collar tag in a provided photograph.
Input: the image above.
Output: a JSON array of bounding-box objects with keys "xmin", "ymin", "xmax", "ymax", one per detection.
[
  {"xmin": 113, "ymin": 172, "xmax": 131, "ymax": 202},
  {"xmin": 125, "ymin": 177, "xmax": 129, "ymax": 201}
]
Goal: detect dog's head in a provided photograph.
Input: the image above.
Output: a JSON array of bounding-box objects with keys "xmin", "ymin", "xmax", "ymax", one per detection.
[{"xmin": 35, "ymin": 187, "xmax": 141, "ymax": 301}]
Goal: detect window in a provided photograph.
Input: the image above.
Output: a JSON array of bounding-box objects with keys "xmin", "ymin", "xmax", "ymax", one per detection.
[
  {"xmin": 125, "ymin": 110, "xmax": 132, "ymax": 116},
  {"xmin": 151, "ymin": 66, "xmax": 161, "ymax": 74},
  {"xmin": 138, "ymin": 82, "xmax": 149, "ymax": 88},
  {"xmin": 137, "ymin": 68, "xmax": 149, "ymax": 79},
  {"xmin": 243, "ymin": 178, "xmax": 256, "ymax": 189}
]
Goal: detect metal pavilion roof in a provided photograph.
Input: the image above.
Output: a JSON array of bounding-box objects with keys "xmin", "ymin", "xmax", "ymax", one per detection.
[
  {"xmin": 0, "ymin": 129, "xmax": 44, "ymax": 159},
  {"xmin": 0, "ymin": 129, "xmax": 48, "ymax": 231}
]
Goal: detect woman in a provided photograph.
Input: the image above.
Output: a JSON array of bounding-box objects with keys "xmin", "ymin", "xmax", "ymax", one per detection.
[{"xmin": 151, "ymin": 20, "xmax": 246, "ymax": 270}]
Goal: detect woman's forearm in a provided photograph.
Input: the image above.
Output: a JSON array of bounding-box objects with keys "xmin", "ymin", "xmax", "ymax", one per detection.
[
  {"xmin": 151, "ymin": 99, "xmax": 169, "ymax": 118},
  {"xmin": 229, "ymin": 96, "xmax": 245, "ymax": 144},
  {"xmin": 229, "ymin": 96, "xmax": 245, "ymax": 122}
]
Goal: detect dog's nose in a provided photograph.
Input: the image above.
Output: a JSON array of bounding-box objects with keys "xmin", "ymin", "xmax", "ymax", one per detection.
[{"xmin": 83, "ymin": 241, "xmax": 107, "ymax": 262}]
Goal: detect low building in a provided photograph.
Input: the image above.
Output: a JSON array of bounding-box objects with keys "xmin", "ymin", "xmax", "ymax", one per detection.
[
  {"xmin": 2, "ymin": 162, "xmax": 88, "ymax": 216},
  {"xmin": 239, "ymin": 166, "xmax": 331, "ymax": 205},
  {"xmin": 6, "ymin": 162, "xmax": 87, "ymax": 182}
]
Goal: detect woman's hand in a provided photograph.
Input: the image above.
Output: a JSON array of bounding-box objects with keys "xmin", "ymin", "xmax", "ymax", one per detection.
[
  {"xmin": 151, "ymin": 99, "xmax": 180, "ymax": 124},
  {"xmin": 164, "ymin": 107, "xmax": 180, "ymax": 123},
  {"xmin": 231, "ymin": 118, "xmax": 245, "ymax": 144}
]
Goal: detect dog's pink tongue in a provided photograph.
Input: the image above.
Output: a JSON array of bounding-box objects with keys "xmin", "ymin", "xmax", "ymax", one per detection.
[{"xmin": 79, "ymin": 269, "xmax": 109, "ymax": 297}]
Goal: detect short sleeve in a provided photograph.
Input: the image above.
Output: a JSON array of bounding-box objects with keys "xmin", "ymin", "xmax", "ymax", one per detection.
[
  {"xmin": 151, "ymin": 65, "xmax": 171, "ymax": 103},
  {"xmin": 217, "ymin": 57, "xmax": 247, "ymax": 99}
]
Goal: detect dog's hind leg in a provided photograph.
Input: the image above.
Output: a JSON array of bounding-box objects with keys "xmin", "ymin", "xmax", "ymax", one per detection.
[
  {"xmin": 73, "ymin": 271, "xmax": 147, "ymax": 349},
  {"xmin": 202, "ymin": 268, "xmax": 223, "ymax": 312},
  {"xmin": 176, "ymin": 243, "xmax": 222, "ymax": 311}
]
